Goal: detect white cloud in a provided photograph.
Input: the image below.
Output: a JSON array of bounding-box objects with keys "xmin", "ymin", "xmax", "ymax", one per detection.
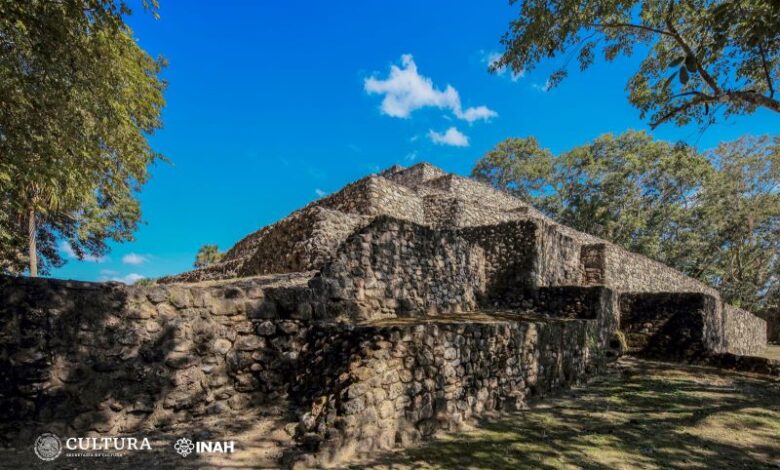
[
  {"xmin": 122, "ymin": 253, "xmax": 148, "ymax": 265},
  {"xmin": 109, "ymin": 273, "xmax": 145, "ymax": 284},
  {"xmin": 428, "ymin": 127, "xmax": 469, "ymax": 147},
  {"xmin": 315, "ymin": 188, "xmax": 327, "ymax": 197},
  {"xmin": 532, "ymin": 79, "xmax": 552, "ymax": 92},
  {"xmin": 122, "ymin": 273, "xmax": 146, "ymax": 284},
  {"xmin": 404, "ymin": 151, "xmax": 418, "ymax": 162},
  {"xmin": 364, "ymin": 54, "xmax": 497, "ymax": 123},
  {"xmin": 59, "ymin": 241, "xmax": 107, "ymax": 263},
  {"xmin": 97, "ymin": 271, "xmax": 146, "ymax": 284},
  {"xmin": 457, "ymin": 106, "xmax": 498, "ymax": 122},
  {"xmin": 481, "ymin": 50, "xmax": 524, "ymax": 82}
]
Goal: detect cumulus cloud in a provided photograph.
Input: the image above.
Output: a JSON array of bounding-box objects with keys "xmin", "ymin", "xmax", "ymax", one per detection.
[
  {"xmin": 364, "ymin": 54, "xmax": 497, "ymax": 123},
  {"xmin": 315, "ymin": 188, "xmax": 327, "ymax": 197},
  {"xmin": 60, "ymin": 241, "xmax": 107, "ymax": 263},
  {"xmin": 457, "ymin": 106, "xmax": 498, "ymax": 122},
  {"xmin": 122, "ymin": 253, "xmax": 148, "ymax": 265},
  {"xmin": 481, "ymin": 50, "xmax": 524, "ymax": 82},
  {"xmin": 110, "ymin": 273, "xmax": 145, "ymax": 284},
  {"xmin": 428, "ymin": 127, "xmax": 469, "ymax": 147},
  {"xmin": 97, "ymin": 270, "xmax": 145, "ymax": 284},
  {"xmin": 532, "ymin": 79, "xmax": 552, "ymax": 92}
]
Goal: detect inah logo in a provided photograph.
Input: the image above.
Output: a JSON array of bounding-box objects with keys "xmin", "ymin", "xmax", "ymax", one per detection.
[
  {"xmin": 174, "ymin": 437, "xmax": 195, "ymax": 457},
  {"xmin": 34, "ymin": 433, "xmax": 63, "ymax": 461}
]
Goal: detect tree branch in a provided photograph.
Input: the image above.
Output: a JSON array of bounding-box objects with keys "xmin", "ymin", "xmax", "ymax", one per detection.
[
  {"xmin": 759, "ymin": 43, "xmax": 775, "ymax": 98},
  {"xmin": 586, "ymin": 22, "xmax": 675, "ymax": 38},
  {"xmin": 664, "ymin": 17, "xmax": 722, "ymax": 95},
  {"xmin": 671, "ymin": 90, "xmax": 708, "ymax": 99},
  {"xmin": 651, "ymin": 95, "xmax": 715, "ymax": 128},
  {"xmin": 725, "ymin": 90, "xmax": 780, "ymax": 113}
]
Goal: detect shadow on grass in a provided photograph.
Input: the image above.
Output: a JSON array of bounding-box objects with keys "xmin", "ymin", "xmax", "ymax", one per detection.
[{"xmin": 353, "ymin": 358, "xmax": 780, "ymax": 470}]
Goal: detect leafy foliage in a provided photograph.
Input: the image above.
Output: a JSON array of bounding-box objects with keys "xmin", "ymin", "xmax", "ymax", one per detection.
[
  {"xmin": 693, "ymin": 136, "xmax": 780, "ymax": 311},
  {"xmin": 494, "ymin": 0, "xmax": 780, "ymax": 127},
  {"xmin": 0, "ymin": 0, "xmax": 165, "ymax": 275},
  {"xmin": 473, "ymin": 132, "xmax": 780, "ymax": 313},
  {"xmin": 194, "ymin": 245, "xmax": 224, "ymax": 269}
]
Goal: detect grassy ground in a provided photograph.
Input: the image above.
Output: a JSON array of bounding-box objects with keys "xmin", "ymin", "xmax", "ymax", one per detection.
[
  {"xmin": 763, "ymin": 345, "xmax": 780, "ymax": 361},
  {"xmin": 354, "ymin": 357, "xmax": 780, "ymax": 470}
]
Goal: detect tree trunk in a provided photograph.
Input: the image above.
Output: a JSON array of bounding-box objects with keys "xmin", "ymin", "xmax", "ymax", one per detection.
[{"xmin": 28, "ymin": 207, "xmax": 37, "ymax": 277}]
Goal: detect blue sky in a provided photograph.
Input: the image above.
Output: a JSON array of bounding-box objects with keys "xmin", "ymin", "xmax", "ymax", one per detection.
[{"xmin": 51, "ymin": 0, "xmax": 779, "ymax": 282}]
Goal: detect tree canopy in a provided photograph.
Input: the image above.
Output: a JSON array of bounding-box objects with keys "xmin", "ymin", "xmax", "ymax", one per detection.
[
  {"xmin": 694, "ymin": 136, "xmax": 780, "ymax": 310},
  {"xmin": 493, "ymin": 0, "xmax": 780, "ymax": 127},
  {"xmin": 0, "ymin": 0, "xmax": 165, "ymax": 275},
  {"xmin": 473, "ymin": 132, "xmax": 780, "ymax": 314},
  {"xmin": 194, "ymin": 245, "xmax": 224, "ymax": 269}
]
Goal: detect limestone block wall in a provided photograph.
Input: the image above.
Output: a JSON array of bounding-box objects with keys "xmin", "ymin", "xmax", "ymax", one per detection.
[
  {"xmin": 314, "ymin": 217, "xmax": 485, "ymax": 320},
  {"xmin": 311, "ymin": 216, "xmax": 621, "ymax": 322},
  {"xmin": 763, "ymin": 310, "xmax": 780, "ymax": 344},
  {"xmin": 722, "ymin": 304, "xmax": 767, "ymax": 356},
  {"xmin": 601, "ymin": 245, "xmax": 720, "ymax": 297},
  {"xmin": 619, "ymin": 293, "xmax": 718, "ymax": 360},
  {"xmin": 534, "ymin": 219, "xmax": 585, "ymax": 288},
  {"xmin": 459, "ymin": 221, "xmax": 537, "ymax": 308},
  {"xmin": 381, "ymin": 163, "xmax": 448, "ymax": 188},
  {"xmin": 618, "ymin": 292, "xmax": 767, "ymax": 360},
  {"xmin": 455, "ymin": 200, "xmax": 530, "ymax": 228},
  {"xmin": 420, "ymin": 193, "xmax": 533, "ymax": 230},
  {"xmin": 425, "ymin": 174, "xmax": 527, "ymax": 212},
  {"xmin": 172, "ymin": 207, "xmax": 371, "ymax": 284},
  {"xmin": 237, "ymin": 207, "xmax": 371, "ymax": 277},
  {"xmin": 0, "ymin": 274, "xmax": 617, "ymax": 464},
  {"xmin": 421, "ymin": 194, "xmax": 462, "ymax": 229},
  {"xmin": 533, "ymin": 286, "xmax": 619, "ymax": 349},
  {"xmin": 316, "ymin": 176, "xmax": 425, "ymax": 224},
  {"xmin": 157, "ymin": 258, "xmax": 246, "ymax": 284},
  {"xmin": 292, "ymin": 318, "xmax": 605, "ymax": 462},
  {"xmin": 0, "ymin": 274, "xmax": 320, "ymax": 441}
]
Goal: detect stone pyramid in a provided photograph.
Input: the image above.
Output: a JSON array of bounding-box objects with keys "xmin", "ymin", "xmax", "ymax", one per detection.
[
  {"xmin": 158, "ymin": 162, "xmax": 767, "ymax": 363},
  {"xmin": 2, "ymin": 163, "xmax": 770, "ymax": 467}
]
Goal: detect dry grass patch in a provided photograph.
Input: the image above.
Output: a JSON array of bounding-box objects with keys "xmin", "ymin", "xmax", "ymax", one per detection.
[
  {"xmin": 763, "ymin": 345, "xmax": 780, "ymax": 362},
  {"xmin": 354, "ymin": 357, "xmax": 780, "ymax": 470}
]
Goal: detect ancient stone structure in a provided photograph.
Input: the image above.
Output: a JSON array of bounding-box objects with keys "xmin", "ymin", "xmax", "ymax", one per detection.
[{"xmin": 0, "ymin": 163, "xmax": 772, "ymax": 466}]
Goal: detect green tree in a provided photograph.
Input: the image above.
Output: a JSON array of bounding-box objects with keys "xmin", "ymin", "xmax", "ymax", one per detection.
[
  {"xmin": 550, "ymin": 132, "xmax": 712, "ymax": 267},
  {"xmin": 472, "ymin": 132, "xmax": 780, "ymax": 312},
  {"xmin": 0, "ymin": 1, "xmax": 165, "ymax": 276},
  {"xmin": 472, "ymin": 136, "xmax": 555, "ymax": 202},
  {"xmin": 474, "ymin": 131, "xmax": 712, "ymax": 264},
  {"xmin": 692, "ymin": 136, "xmax": 780, "ymax": 311},
  {"xmin": 194, "ymin": 245, "xmax": 224, "ymax": 269},
  {"xmin": 493, "ymin": 0, "xmax": 780, "ymax": 127}
]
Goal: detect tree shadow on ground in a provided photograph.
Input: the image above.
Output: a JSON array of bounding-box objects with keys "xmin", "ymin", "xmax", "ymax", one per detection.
[{"xmin": 351, "ymin": 357, "xmax": 780, "ymax": 470}]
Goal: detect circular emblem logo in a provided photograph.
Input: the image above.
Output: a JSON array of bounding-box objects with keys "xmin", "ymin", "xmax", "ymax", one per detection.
[
  {"xmin": 174, "ymin": 437, "xmax": 195, "ymax": 457},
  {"xmin": 34, "ymin": 433, "xmax": 63, "ymax": 461}
]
